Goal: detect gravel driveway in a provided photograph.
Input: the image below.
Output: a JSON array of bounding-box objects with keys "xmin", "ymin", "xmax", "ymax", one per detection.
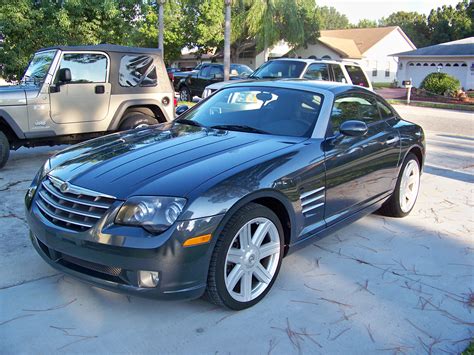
[{"xmin": 0, "ymin": 105, "xmax": 473, "ymax": 354}]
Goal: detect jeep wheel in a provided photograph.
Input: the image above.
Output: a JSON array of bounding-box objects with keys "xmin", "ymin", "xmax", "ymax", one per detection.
[
  {"xmin": 179, "ymin": 86, "xmax": 191, "ymax": 102},
  {"xmin": 0, "ymin": 131, "xmax": 10, "ymax": 169},
  {"xmin": 119, "ymin": 112, "xmax": 158, "ymax": 131}
]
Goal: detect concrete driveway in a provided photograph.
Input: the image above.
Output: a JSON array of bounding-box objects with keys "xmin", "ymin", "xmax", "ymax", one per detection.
[{"xmin": 1, "ymin": 105, "xmax": 473, "ymax": 354}]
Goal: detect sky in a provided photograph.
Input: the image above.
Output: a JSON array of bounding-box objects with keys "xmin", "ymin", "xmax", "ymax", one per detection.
[{"xmin": 316, "ymin": 0, "xmax": 462, "ymax": 23}]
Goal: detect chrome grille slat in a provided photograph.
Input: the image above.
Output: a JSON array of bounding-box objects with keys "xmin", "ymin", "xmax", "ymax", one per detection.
[
  {"xmin": 302, "ymin": 202, "xmax": 324, "ymax": 214},
  {"xmin": 35, "ymin": 176, "xmax": 115, "ymax": 232},
  {"xmin": 301, "ymin": 193, "xmax": 324, "ymax": 207},
  {"xmin": 38, "ymin": 190, "xmax": 102, "ymax": 219},
  {"xmin": 36, "ymin": 199, "xmax": 94, "ymax": 228},
  {"xmin": 300, "ymin": 186, "xmax": 324, "ymax": 199},
  {"xmin": 42, "ymin": 180, "xmax": 111, "ymax": 209}
]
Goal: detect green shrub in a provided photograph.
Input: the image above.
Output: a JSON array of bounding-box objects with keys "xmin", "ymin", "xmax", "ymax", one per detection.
[{"xmin": 420, "ymin": 72, "xmax": 461, "ymax": 96}]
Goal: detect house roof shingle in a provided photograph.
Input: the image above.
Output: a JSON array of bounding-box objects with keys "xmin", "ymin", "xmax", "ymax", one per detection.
[{"xmin": 392, "ymin": 37, "xmax": 474, "ymax": 57}]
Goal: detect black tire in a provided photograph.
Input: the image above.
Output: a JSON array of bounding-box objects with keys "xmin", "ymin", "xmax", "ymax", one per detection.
[
  {"xmin": 179, "ymin": 86, "xmax": 191, "ymax": 102},
  {"xmin": 205, "ymin": 203, "xmax": 284, "ymax": 310},
  {"xmin": 0, "ymin": 130, "xmax": 10, "ymax": 169},
  {"xmin": 118, "ymin": 112, "xmax": 158, "ymax": 131},
  {"xmin": 378, "ymin": 153, "xmax": 420, "ymax": 218}
]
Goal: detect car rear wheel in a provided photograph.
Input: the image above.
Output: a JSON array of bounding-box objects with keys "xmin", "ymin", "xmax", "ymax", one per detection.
[
  {"xmin": 206, "ymin": 203, "xmax": 283, "ymax": 310},
  {"xmin": 0, "ymin": 131, "xmax": 10, "ymax": 169},
  {"xmin": 379, "ymin": 153, "xmax": 420, "ymax": 217},
  {"xmin": 179, "ymin": 86, "xmax": 191, "ymax": 102},
  {"xmin": 118, "ymin": 112, "xmax": 158, "ymax": 131}
]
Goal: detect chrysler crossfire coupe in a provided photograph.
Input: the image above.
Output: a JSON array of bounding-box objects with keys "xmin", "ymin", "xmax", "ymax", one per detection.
[{"xmin": 26, "ymin": 80, "xmax": 425, "ymax": 310}]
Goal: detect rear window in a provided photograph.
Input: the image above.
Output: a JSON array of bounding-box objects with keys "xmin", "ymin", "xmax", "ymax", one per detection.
[
  {"xmin": 344, "ymin": 65, "xmax": 370, "ymax": 88},
  {"xmin": 119, "ymin": 55, "xmax": 157, "ymax": 87}
]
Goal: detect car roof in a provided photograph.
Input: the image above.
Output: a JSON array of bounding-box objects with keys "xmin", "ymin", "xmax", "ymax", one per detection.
[
  {"xmin": 270, "ymin": 58, "xmax": 360, "ymax": 66},
  {"xmin": 38, "ymin": 44, "xmax": 162, "ymax": 55},
  {"xmin": 221, "ymin": 79, "xmax": 373, "ymax": 96}
]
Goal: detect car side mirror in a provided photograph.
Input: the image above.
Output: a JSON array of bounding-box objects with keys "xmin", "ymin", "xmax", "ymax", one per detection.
[
  {"xmin": 176, "ymin": 105, "xmax": 189, "ymax": 116},
  {"xmin": 58, "ymin": 68, "xmax": 72, "ymax": 83},
  {"xmin": 340, "ymin": 120, "xmax": 368, "ymax": 136}
]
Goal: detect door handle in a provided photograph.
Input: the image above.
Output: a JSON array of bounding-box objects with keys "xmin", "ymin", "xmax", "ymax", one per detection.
[
  {"xmin": 95, "ymin": 85, "xmax": 105, "ymax": 94},
  {"xmin": 386, "ymin": 136, "xmax": 399, "ymax": 145}
]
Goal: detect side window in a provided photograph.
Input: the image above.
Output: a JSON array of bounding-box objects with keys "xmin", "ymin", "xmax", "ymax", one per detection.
[
  {"xmin": 209, "ymin": 66, "xmax": 224, "ymax": 78},
  {"xmin": 200, "ymin": 66, "xmax": 211, "ymax": 78},
  {"xmin": 57, "ymin": 53, "xmax": 107, "ymax": 83},
  {"xmin": 377, "ymin": 100, "xmax": 395, "ymax": 119},
  {"xmin": 330, "ymin": 95, "xmax": 381, "ymax": 134},
  {"xmin": 119, "ymin": 55, "xmax": 157, "ymax": 87},
  {"xmin": 330, "ymin": 64, "xmax": 346, "ymax": 83},
  {"xmin": 344, "ymin": 65, "xmax": 370, "ymax": 88},
  {"xmin": 303, "ymin": 63, "xmax": 330, "ymax": 81}
]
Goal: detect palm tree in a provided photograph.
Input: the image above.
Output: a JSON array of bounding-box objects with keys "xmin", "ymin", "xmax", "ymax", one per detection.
[
  {"xmin": 224, "ymin": 0, "xmax": 232, "ymax": 80},
  {"xmin": 158, "ymin": 0, "xmax": 166, "ymax": 56}
]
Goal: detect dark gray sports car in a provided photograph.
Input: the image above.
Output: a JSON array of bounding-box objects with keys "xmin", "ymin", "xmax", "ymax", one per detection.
[{"xmin": 25, "ymin": 80, "xmax": 425, "ymax": 310}]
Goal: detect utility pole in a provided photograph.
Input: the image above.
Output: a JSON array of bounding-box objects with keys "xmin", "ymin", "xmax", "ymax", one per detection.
[
  {"xmin": 224, "ymin": 0, "xmax": 232, "ymax": 80},
  {"xmin": 158, "ymin": 0, "xmax": 165, "ymax": 57}
]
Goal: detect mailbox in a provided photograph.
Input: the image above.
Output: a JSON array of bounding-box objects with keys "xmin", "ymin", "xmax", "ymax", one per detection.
[{"xmin": 402, "ymin": 80, "xmax": 412, "ymax": 87}]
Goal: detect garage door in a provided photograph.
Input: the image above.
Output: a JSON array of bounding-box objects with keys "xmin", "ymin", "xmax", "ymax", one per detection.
[{"xmin": 407, "ymin": 61, "xmax": 468, "ymax": 89}]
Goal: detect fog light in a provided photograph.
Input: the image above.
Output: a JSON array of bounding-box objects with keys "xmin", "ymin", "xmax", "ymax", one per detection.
[{"xmin": 138, "ymin": 271, "xmax": 159, "ymax": 288}]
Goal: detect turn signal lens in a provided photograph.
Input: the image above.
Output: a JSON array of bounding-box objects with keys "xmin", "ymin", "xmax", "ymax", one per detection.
[{"xmin": 183, "ymin": 234, "xmax": 212, "ymax": 247}]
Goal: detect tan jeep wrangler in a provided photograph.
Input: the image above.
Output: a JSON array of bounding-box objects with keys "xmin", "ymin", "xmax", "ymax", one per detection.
[{"xmin": 0, "ymin": 44, "xmax": 174, "ymax": 168}]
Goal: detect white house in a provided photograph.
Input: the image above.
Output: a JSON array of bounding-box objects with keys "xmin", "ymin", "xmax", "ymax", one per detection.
[
  {"xmin": 289, "ymin": 26, "xmax": 416, "ymax": 84},
  {"xmin": 393, "ymin": 37, "xmax": 474, "ymax": 90}
]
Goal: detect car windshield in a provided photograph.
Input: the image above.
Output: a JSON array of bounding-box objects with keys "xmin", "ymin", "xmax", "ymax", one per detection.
[
  {"xmin": 230, "ymin": 64, "xmax": 253, "ymax": 77},
  {"xmin": 22, "ymin": 50, "xmax": 56, "ymax": 85},
  {"xmin": 250, "ymin": 60, "xmax": 306, "ymax": 79},
  {"xmin": 179, "ymin": 86, "xmax": 323, "ymax": 137}
]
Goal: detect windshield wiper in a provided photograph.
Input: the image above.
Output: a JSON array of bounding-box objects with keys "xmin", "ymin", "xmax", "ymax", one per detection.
[
  {"xmin": 175, "ymin": 118, "xmax": 205, "ymax": 127},
  {"xmin": 210, "ymin": 124, "xmax": 269, "ymax": 134}
]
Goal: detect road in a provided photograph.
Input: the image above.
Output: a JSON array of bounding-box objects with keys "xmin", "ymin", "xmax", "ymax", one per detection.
[{"xmin": 0, "ymin": 105, "xmax": 473, "ymax": 354}]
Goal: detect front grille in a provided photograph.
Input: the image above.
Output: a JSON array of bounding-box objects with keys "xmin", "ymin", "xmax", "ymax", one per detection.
[
  {"xmin": 61, "ymin": 254, "xmax": 122, "ymax": 277},
  {"xmin": 35, "ymin": 176, "xmax": 115, "ymax": 232}
]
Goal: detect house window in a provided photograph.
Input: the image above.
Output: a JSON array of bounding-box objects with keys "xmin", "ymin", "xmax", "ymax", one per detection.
[
  {"xmin": 385, "ymin": 68, "xmax": 390, "ymax": 77},
  {"xmin": 372, "ymin": 68, "xmax": 377, "ymax": 77}
]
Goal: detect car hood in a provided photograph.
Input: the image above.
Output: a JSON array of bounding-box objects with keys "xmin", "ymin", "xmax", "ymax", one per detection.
[
  {"xmin": 0, "ymin": 84, "xmax": 40, "ymax": 106},
  {"xmin": 48, "ymin": 123, "xmax": 305, "ymax": 200}
]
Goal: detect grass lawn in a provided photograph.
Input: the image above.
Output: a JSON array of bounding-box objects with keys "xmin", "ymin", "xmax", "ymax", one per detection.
[
  {"xmin": 462, "ymin": 341, "xmax": 474, "ymax": 355},
  {"xmin": 178, "ymin": 101, "xmax": 196, "ymax": 107}
]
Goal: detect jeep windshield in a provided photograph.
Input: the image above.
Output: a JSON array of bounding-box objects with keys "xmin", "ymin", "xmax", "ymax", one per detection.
[
  {"xmin": 249, "ymin": 60, "xmax": 306, "ymax": 79},
  {"xmin": 21, "ymin": 50, "xmax": 56, "ymax": 85}
]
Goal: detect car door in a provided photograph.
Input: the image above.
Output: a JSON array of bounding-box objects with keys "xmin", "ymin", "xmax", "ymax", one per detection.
[
  {"xmin": 323, "ymin": 93, "xmax": 400, "ymax": 225},
  {"xmin": 49, "ymin": 52, "xmax": 111, "ymax": 124}
]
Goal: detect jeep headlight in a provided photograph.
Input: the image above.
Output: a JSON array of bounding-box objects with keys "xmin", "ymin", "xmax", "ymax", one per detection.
[{"xmin": 116, "ymin": 196, "xmax": 187, "ymax": 233}]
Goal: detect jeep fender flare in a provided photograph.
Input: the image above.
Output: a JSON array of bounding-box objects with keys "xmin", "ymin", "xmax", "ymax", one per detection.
[
  {"xmin": 0, "ymin": 109, "xmax": 26, "ymax": 139},
  {"xmin": 108, "ymin": 99, "xmax": 171, "ymax": 131}
]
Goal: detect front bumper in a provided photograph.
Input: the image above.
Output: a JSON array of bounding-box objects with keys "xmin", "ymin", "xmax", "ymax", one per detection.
[{"xmin": 26, "ymin": 200, "xmax": 224, "ymax": 300}]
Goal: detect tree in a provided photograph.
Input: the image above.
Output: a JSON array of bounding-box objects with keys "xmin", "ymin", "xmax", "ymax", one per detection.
[
  {"xmin": 427, "ymin": 0, "xmax": 473, "ymax": 45},
  {"xmin": 316, "ymin": 6, "xmax": 349, "ymax": 30},
  {"xmin": 223, "ymin": 0, "xmax": 231, "ymax": 80},
  {"xmin": 352, "ymin": 19, "xmax": 378, "ymax": 28},
  {"xmin": 379, "ymin": 11, "xmax": 430, "ymax": 47}
]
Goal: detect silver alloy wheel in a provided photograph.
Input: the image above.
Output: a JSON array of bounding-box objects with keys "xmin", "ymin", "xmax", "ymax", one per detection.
[
  {"xmin": 399, "ymin": 159, "xmax": 420, "ymax": 213},
  {"xmin": 224, "ymin": 217, "xmax": 281, "ymax": 302}
]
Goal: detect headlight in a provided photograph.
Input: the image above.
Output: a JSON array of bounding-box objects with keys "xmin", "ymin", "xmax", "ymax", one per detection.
[
  {"xmin": 116, "ymin": 196, "xmax": 187, "ymax": 233},
  {"xmin": 26, "ymin": 159, "xmax": 51, "ymax": 208}
]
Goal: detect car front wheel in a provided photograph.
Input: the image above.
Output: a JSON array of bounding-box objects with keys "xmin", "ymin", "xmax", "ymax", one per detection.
[
  {"xmin": 206, "ymin": 203, "xmax": 284, "ymax": 310},
  {"xmin": 0, "ymin": 131, "xmax": 10, "ymax": 169},
  {"xmin": 179, "ymin": 86, "xmax": 191, "ymax": 102},
  {"xmin": 379, "ymin": 153, "xmax": 420, "ymax": 217}
]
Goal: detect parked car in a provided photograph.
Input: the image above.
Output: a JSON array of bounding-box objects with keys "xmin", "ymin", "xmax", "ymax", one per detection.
[
  {"xmin": 26, "ymin": 81, "xmax": 425, "ymax": 310},
  {"xmin": 202, "ymin": 58, "xmax": 372, "ymax": 98},
  {"xmin": 171, "ymin": 63, "xmax": 209, "ymax": 89},
  {"xmin": 0, "ymin": 44, "xmax": 174, "ymax": 169},
  {"xmin": 175, "ymin": 63, "xmax": 253, "ymax": 101}
]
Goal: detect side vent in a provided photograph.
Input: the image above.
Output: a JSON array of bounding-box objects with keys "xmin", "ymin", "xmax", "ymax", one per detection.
[{"xmin": 300, "ymin": 186, "xmax": 325, "ymax": 216}]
